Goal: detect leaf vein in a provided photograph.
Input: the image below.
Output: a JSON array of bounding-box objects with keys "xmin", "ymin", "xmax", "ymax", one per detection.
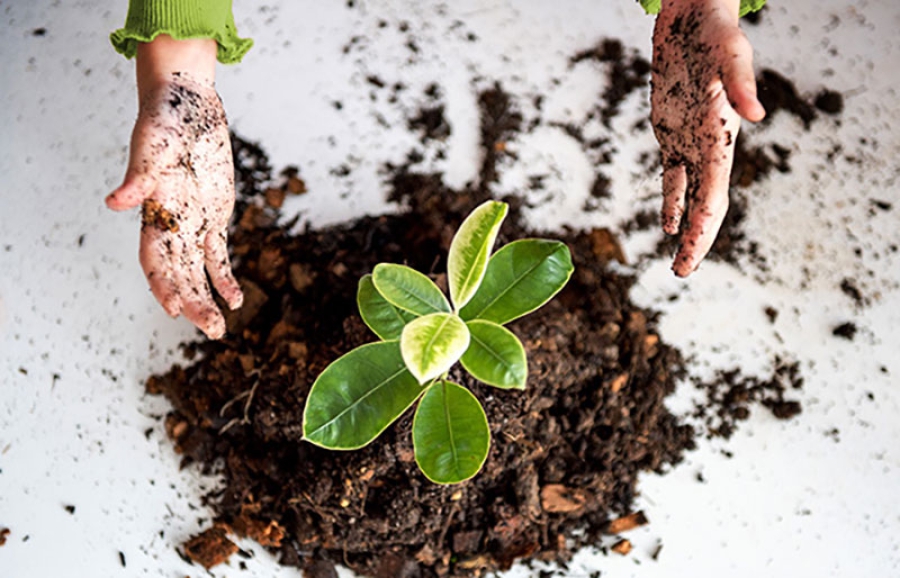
[{"xmin": 306, "ymin": 365, "xmax": 407, "ymax": 439}]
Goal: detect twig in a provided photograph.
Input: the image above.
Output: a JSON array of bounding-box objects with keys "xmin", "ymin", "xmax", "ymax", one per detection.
[{"xmin": 219, "ymin": 375, "xmax": 261, "ymax": 434}]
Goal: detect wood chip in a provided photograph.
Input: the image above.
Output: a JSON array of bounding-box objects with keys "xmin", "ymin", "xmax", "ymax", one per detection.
[
  {"xmin": 606, "ymin": 511, "xmax": 648, "ymax": 534},
  {"xmin": 258, "ymin": 246, "xmax": 286, "ymax": 282},
  {"xmin": 452, "ymin": 530, "xmax": 483, "ymax": 554},
  {"xmin": 264, "ymin": 187, "xmax": 286, "ymax": 208},
  {"xmin": 183, "ymin": 524, "xmax": 238, "ymax": 569},
  {"xmin": 224, "ymin": 279, "xmax": 269, "ymax": 333},
  {"xmin": 232, "ymin": 517, "xmax": 286, "ymax": 548},
  {"xmin": 287, "ymin": 341, "xmax": 309, "ymax": 361},
  {"xmin": 610, "ymin": 373, "xmax": 629, "ymax": 393},
  {"xmin": 644, "ymin": 333, "xmax": 660, "ymax": 358},
  {"xmin": 611, "ymin": 538, "xmax": 632, "ymax": 555},
  {"xmin": 289, "ymin": 263, "xmax": 316, "ymax": 293},
  {"xmin": 588, "ymin": 228, "xmax": 626, "ymax": 265},
  {"xmin": 540, "ymin": 484, "xmax": 588, "ymax": 513},
  {"xmin": 286, "ymin": 176, "xmax": 307, "ymax": 195}
]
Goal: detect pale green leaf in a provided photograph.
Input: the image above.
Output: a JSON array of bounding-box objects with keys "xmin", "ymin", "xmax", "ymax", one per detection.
[
  {"xmin": 638, "ymin": 0, "xmax": 766, "ymax": 17},
  {"xmin": 447, "ymin": 200, "xmax": 508, "ymax": 310},
  {"xmin": 372, "ymin": 263, "xmax": 450, "ymax": 316},
  {"xmin": 413, "ymin": 381, "xmax": 490, "ymax": 484},
  {"xmin": 638, "ymin": 0, "xmax": 660, "ymax": 14},
  {"xmin": 460, "ymin": 320, "xmax": 527, "ymax": 389},
  {"xmin": 357, "ymin": 274, "xmax": 417, "ymax": 340},
  {"xmin": 303, "ymin": 341, "xmax": 423, "ymax": 450},
  {"xmin": 400, "ymin": 313, "xmax": 470, "ymax": 384},
  {"xmin": 459, "ymin": 239, "xmax": 574, "ymax": 325},
  {"xmin": 739, "ymin": 0, "xmax": 766, "ymax": 17}
]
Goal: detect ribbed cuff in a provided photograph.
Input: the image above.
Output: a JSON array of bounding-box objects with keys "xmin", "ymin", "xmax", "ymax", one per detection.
[
  {"xmin": 110, "ymin": 0, "xmax": 253, "ymax": 64},
  {"xmin": 638, "ymin": 0, "xmax": 768, "ymax": 17}
]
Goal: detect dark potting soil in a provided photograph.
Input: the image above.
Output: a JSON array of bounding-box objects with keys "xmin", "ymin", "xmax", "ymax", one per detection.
[
  {"xmin": 147, "ymin": 43, "xmax": 810, "ymax": 577},
  {"xmin": 149, "ymin": 86, "xmax": 696, "ymax": 576}
]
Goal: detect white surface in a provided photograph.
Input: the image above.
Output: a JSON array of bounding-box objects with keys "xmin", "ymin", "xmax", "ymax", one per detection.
[{"xmin": 1, "ymin": 1, "xmax": 899, "ymax": 577}]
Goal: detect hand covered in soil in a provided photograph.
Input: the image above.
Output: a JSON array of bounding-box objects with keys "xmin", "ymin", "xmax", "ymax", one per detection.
[
  {"xmin": 106, "ymin": 72, "xmax": 243, "ymax": 339},
  {"xmin": 651, "ymin": 0, "xmax": 765, "ymax": 277}
]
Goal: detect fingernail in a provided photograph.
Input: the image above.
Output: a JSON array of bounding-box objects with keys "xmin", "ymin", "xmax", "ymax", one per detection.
[
  {"xmin": 163, "ymin": 300, "xmax": 181, "ymax": 318},
  {"xmin": 206, "ymin": 318, "xmax": 226, "ymax": 340}
]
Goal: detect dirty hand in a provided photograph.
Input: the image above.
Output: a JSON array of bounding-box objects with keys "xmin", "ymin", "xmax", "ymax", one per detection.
[
  {"xmin": 651, "ymin": 0, "xmax": 765, "ymax": 277},
  {"xmin": 106, "ymin": 37, "xmax": 242, "ymax": 339}
]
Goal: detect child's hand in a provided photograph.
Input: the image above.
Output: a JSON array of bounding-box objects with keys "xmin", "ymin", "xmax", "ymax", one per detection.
[
  {"xmin": 651, "ymin": 0, "xmax": 765, "ymax": 277},
  {"xmin": 107, "ymin": 71, "xmax": 242, "ymax": 339}
]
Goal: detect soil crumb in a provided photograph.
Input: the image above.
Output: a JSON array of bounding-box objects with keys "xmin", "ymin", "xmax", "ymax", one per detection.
[{"xmin": 832, "ymin": 322, "xmax": 858, "ymax": 341}]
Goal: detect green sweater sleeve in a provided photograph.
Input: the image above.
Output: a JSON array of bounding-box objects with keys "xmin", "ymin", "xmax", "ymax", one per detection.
[
  {"xmin": 638, "ymin": 0, "xmax": 767, "ymax": 18},
  {"xmin": 110, "ymin": 0, "xmax": 253, "ymax": 64}
]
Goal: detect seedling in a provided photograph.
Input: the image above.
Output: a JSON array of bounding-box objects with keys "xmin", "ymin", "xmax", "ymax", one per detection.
[{"xmin": 302, "ymin": 200, "xmax": 574, "ymax": 484}]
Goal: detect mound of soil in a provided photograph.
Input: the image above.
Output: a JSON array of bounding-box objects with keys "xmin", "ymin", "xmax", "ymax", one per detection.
[
  {"xmin": 148, "ymin": 84, "xmax": 699, "ymax": 577},
  {"xmin": 147, "ymin": 42, "xmax": 811, "ymax": 578}
]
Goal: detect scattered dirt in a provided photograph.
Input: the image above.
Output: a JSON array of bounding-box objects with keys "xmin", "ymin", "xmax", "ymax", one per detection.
[
  {"xmin": 0, "ymin": 528, "xmax": 9, "ymax": 547},
  {"xmin": 832, "ymin": 322, "xmax": 858, "ymax": 341},
  {"xmin": 570, "ymin": 38, "xmax": 651, "ymax": 128},
  {"xmin": 693, "ymin": 357, "xmax": 804, "ymax": 440},
  {"xmin": 756, "ymin": 68, "xmax": 817, "ymax": 129},
  {"xmin": 839, "ymin": 278, "xmax": 865, "ymax": 306},
  {"xmin": 814, "ymin": 89, "xmax": 844, "ymax": 115}
]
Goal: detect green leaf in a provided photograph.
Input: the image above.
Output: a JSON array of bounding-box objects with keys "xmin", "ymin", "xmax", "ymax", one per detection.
[
  {"xmin": 303, "ymin": 341, "xmax": 423, "ymax": 450},
  {"xmin": 739, "ymin": 0, "xmax": 766, "ymax": 17},
  {"xmin": 459, "ymin": 239, "xmax": 574, "ymax": 325},
  {"xmin": 400, "ymin": 313, "xmax": 470, "ymax": 384},
  {"xmin": 460, "ymin": 320, "xmax": 527, "ymax": 389},
  {"xmin": 357, "ymin": 274, "xmax": 417, "ymax": 340},
  {"xmin": 372, "ymin": 263, "xmax": 450, "ymax": 316},
  {"xmin": 638, "ymin": 0, "xmax": 765, "ymax": 17},
  {"xmin": 638, "ymin": 0, "xmax": 660, "ymax": 15},
  {"xmin": 413, "ymin": 381, "xmax": 490, "ymax": 484},
  {"xmin": 447, "ymin": 200, "xmax": 508, "ymax": 310}
]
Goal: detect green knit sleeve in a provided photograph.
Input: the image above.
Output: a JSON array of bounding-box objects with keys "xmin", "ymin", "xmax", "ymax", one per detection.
[
  {"xmin": 110, "ymin": 0, "xmax": 253, "ymax": 64},
  {"xmin": 638, "ymin": 0, "xmax": 767, "ymax": 18}
]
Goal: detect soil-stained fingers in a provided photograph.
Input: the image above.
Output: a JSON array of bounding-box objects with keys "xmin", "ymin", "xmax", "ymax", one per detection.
[
  {"xmin": 717, "ymin": 29, "xmax": 765, "ymax": 122},
  {"xmin": 671, "ymin": 106, "xmax": 740, "ymax": 277},
  {"xmin": 181, "ymin": 248, "xmax": 227, "ymax": 340},
  {"xmin": 661, "ymin": 162, "xmax": 688, "ymax": 235},
  {"xmin": 204, "ymin": 229, "xmax": 244, "ymax": 311},
  {"xmin": 139, "ymin": 226, "xmax": 183, "ymax": 318}
]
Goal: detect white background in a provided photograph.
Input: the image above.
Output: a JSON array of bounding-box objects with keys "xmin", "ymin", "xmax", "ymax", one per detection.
[{"xmin": 1, "ymin": 1, "xmax": 898, "ymax": 576}]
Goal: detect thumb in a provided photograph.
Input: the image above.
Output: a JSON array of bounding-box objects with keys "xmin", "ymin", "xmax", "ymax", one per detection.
[
  {"xmin": 106, "ymin": 172, "xmax": 156, "ymax": 211},
  {"xmin": 719, "ymin": 29, "xmax": 766, "ymax": 123}
]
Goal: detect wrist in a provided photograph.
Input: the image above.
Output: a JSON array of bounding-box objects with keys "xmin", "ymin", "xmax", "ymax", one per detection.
[{"xmin": 136, "ymin": 35, "xmax": 217, "ymax": 97}]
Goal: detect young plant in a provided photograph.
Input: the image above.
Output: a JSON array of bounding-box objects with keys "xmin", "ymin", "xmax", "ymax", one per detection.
[{"xmin": 302, "ymin": 200, "xmax": 574, "ymax": 484}]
